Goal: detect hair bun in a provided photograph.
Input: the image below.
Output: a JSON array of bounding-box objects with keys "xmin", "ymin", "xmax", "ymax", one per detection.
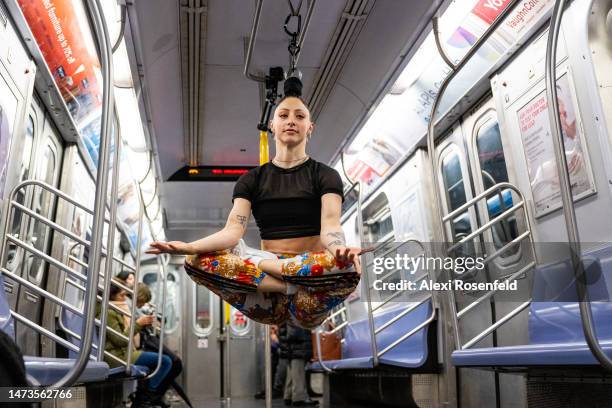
[{"xmin": 283, "ymin": 76, "xmax": 303, "ymax": 98}]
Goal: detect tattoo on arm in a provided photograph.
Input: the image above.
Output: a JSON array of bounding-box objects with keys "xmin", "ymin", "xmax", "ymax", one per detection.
[
  {"xmin": 326, "ymin": 231, "xmax": 346, "ymax": 248},
  {"xmin": 236, "ymin": 215, "xmax": 248, "ymax": 229}
]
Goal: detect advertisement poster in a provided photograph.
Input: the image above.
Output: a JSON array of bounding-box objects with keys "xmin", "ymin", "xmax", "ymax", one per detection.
[
  {"xmin": 517, "ymin": 74, "xmax": 594, "ymax": 216},
  {"xmin": 0, "ymin": 77, "xmax": 18, "ymax": 198},
  {"xmin": 18, "ymin": 0, "xmax": 104, "ymax": 168}
]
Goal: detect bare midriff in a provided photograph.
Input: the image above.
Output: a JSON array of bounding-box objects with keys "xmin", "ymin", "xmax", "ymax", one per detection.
[{"xmin": 262, "ymin": 235, "xmax": 326, "ymax": 255}]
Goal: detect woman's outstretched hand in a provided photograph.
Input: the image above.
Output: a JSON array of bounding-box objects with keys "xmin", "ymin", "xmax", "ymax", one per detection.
[
  {"xmin": 334, "ymin": 247, "xmax": 364, "ymax": 274},
  {"xmin": 146, "ymin": 241, "xmax": 195, "ymax": 255}
]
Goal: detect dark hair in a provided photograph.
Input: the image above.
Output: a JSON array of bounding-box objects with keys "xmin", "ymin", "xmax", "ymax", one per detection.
[
  {"xmin": 276, "ymin": 95, "xmax": 311, "ymax": 114},
  {"xmin": 116, "ymin": 270, "xmax": 134, "ymax": 282},
  {"xmin": 109, "ymin": 282, "xmax": 125, "ymax": 301}
]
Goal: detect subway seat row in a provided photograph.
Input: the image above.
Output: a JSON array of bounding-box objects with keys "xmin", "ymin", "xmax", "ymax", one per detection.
[
  {"xmin": 310, "ymin": 299, "xmax": 437, "ymax": 371},
  {"xmin": 452, "ymin": 245, "xmax": 612, "ymax": 367},
  {"xmin": 0, "ymin": 273, "xmax": 148, "ymax": 386}
]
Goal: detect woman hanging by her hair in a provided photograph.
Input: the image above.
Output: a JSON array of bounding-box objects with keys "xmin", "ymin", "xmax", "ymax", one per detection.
[{"xmin": 147, "ymin": 95, "xmax": 362, "ymax": 328}]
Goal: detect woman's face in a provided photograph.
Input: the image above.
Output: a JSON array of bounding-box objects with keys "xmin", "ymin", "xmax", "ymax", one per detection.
[
  {"xmin": 270, "ymin": 97, "xmax": 313, "ymax": 147},
  {"xmin": 125, "ymin": 273, "xmax": 135, "ymax": 288},
  {"xmin": 113, "ymin": 289, "xmax": 127, "ymax": 302}
]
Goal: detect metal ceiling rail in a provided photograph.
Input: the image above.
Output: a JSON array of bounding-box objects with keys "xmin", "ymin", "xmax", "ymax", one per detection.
[
  {"xmin": 243, "ymin": 0, "xmax": 317, "ymax": 83},
  {"xmin": 426, "ymin": 0, "xmax": 527, "ymax": 349},
  {"xmin": 544, "ymin": 0, "xmax": 612, "ymax": 371}
]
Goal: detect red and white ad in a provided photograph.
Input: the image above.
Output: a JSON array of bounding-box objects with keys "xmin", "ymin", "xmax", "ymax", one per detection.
[
  {"xmin": 18, "ymin": 0, "xmax": 102, "ymax": 122},
  {"xmin": 517, "ymin": 74, "xmax": 593, "ymax": 216}
]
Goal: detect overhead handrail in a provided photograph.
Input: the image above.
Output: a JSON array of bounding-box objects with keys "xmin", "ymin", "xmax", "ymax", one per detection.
[
  {"xmin": 243, "ymin": 0, "xmax": 316, "ymax": 82},
  {"xmin": 427, "ymin": 0, "xmax": 528, "ymax": 349},
  {"xmin": 244, "ymin": 0, "xmax": 266, "ymax": 82},
  {"xmin": 544, "ymin": 0, "xmax": 612, "ymax": 371}
]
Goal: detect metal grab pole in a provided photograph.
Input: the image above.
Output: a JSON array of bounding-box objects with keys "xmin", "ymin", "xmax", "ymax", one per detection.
[
  {"xmin": 340, "ymin": 152, "xmax": 377, "ymax": 364},
  {"xmin": 244, "ymin": 0, "xmax": 266, "ymax": 82},
  {"xmin": 125, "ymin": 196, "xmax": 145, "ymax": 375},
  {"xmin": 426, "ymin": 0, "xmax": 524, "ymax": 350},
  {"xmin": 544, "ymin": 0, "xmax": 612, "ymax": 371},
  {"xmin": 98, "ymin": 108, "xmax": 122, "ymax": 361},
  {"xmin": 50, "ymin": 0, "xmax": 114, "ymax": 388},
  {"xmin": 145, "ymin": 254, "xmax": 169, "ymax": 380},
  {"xmin": 354, "ymin": 180, "xmax": 378, "ymax": 366},
  {"xmin": 259, "ymin": 122, "xmax": 272, "ymax": 408}
]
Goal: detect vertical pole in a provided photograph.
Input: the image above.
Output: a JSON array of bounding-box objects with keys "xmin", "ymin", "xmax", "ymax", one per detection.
[
  {"xmin": 224, "ymin": 302, "xmax": 232, "ymax": 405},
  {"xmin": 354, "ymin": 181, "xmax": 378, "ymax": 365},
  {"xmin": 98, "ymin": 109, "xmax": 122, "ymax": 361},
  {"xmin": 51, "ymin": 0, "xmax": 114, "ymax": 388},
  {"xmin": 260, "ymin": 129, "xmax": 272, "ymax": 408}
]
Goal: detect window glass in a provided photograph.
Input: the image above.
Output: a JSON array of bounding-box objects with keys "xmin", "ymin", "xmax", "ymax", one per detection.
[
  {"xmin": 441, "ymin": 149, "xmax": 473, "ymax": 243},
  {"xmin": 342, "ymin": 183, "xmax": 359, "ymax": 215},
  {"xmin": 26, "ymin": 142, "xmax": 57, "ymax": 282},
  {"xmin": 476, "ymin": 119, "xmax": 519, "ymax": 255},
  {"xmin": 7, "ymin": 116, "xmax": 35, "ymax": 272},
  {"xmin": 194, "ymin": 285, "xmax": 212, "ymax": 333},
  {"xmin": 362, "ymin": 194, "xmax": 394, "ymax": 243}
]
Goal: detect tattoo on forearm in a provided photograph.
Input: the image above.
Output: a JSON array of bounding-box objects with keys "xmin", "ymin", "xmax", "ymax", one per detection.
[
  {"xmin": 326, "ymin": 231, "xmax": 346, "ymax": 248},
  {"xmin": 236, "ymin": 215, "xmax": 248, "ymax": 229}
]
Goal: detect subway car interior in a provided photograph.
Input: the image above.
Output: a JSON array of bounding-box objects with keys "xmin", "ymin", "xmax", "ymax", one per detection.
[{"xmin": 1, "ymin": 0, "xmax": 612, "ymax": 407}]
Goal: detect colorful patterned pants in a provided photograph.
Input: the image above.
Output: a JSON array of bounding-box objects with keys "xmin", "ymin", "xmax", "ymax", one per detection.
[{"xmin": 184, "ymin": 248, "xmax": 360, "ymax": 328}]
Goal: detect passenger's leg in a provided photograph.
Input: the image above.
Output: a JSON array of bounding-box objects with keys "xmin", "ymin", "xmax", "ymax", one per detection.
[
  {"xmin": 290, "ymin": 358, "xmax": 307, "ymax": 402},
  {"xmin": 284, "ymin": 364, "xmax": 293, "ymax": 402},
  {"xmin": 134, "ymin": 352, "xmax": 173, "ymax": 392}
]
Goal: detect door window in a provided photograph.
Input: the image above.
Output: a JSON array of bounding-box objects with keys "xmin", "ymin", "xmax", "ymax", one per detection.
[
  {"xmin": 193, "ymin": 283, "xmax": 213, "ymax": 334},
  {"xmin": 475, "ymin": 118, "xmax": 519, "ymax": 256},
  {"xmin": 25, "ymin": 138, "xmax": 59, "ymax": 283},
  {"xmin": 441, "ymin": 147, "xmax": 473, "ymax": 244},
  {"xmin": 6, "ymin": 115, "xmax": 35, "ymax": 272}
]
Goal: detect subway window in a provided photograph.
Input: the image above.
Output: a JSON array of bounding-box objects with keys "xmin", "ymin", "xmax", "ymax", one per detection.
[
  {"xmin": 475, "ymin": 118, "xmax": 519, "ymax": 256},
  {"xmin": 441, "ymin": 147, "xmax": 473, "ymax": 244},
  {"xmin": 194, "ymin": 284, "xmax": 212, "ymax": 334},
  {"xmin": 7, "ymin": 116, "xmax": 35, "ymax": 272}
]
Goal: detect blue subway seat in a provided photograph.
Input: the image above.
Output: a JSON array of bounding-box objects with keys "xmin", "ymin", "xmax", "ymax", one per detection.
[
  {"xmin": 452, "ymin": 245, "xmax": 612, "ymax": 367},
  {"xmin": 310, "ymin": 300, "xmax": 433, "ymax": 370},
  {"xmin": 23, "ymin": 356, "xmax": 109, "ymax": 386},
  {"xmin": 0, "ymin": 274, "xmax": 15, "ymax": 338}
]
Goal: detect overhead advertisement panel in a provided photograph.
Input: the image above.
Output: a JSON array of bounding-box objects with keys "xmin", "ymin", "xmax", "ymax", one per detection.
[
  {"xmin": 341, "ymin": 0, "xmax": 554, "ymax": 194},
  {"xmin": 18, "ymin": 0, "xmax": 102, "ymax": 126}
]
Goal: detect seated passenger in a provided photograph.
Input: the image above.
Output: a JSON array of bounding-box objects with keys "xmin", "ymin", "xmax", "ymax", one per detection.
[
  {"xmin": 102, "ymin": 282, "xmax": 173, "ymax": 407},
  {"xmin": 147, "ymin": 96, "xmax": 363, "ymax": 328}
]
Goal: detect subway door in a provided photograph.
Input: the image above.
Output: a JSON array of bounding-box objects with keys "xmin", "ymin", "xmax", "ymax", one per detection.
[
  {"xmin": 434, "ymin": 125, "xmax": 497, "ymax": 408},
  {"xmin": 228, "ymin": 305, "xmax": 258, "ymax": 397},
  {"xmin": 3, "ymin": 99, "xmax": 41, "ymax": 311},
  {"xmin": 14, "ymin": 115, "xmax": 63, "ymax": 356},
  {"xmin": 183, "ymin": 271, "xmax": 221, "ymax": 401},
  {"xmin": 461, "ymin": 98, "xmax": 530, "ymax": 408}
]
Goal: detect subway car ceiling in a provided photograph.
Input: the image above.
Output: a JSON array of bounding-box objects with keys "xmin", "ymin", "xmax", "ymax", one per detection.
[{"xmin": 123, "ymin": 0, "xmax": 444, "ymax": 242}]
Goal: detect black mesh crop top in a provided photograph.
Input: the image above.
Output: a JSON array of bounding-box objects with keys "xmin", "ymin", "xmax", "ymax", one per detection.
[{"xmin": 232, "ymin": 158, "xmax": 344, "ymax": 240}]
